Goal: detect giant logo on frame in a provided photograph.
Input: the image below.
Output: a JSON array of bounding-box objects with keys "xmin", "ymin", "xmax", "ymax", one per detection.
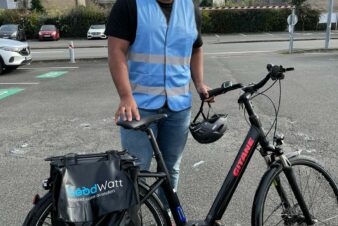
[{"xmin": 233, "ymin": 138, "xmax": 254, "ymax": 177}]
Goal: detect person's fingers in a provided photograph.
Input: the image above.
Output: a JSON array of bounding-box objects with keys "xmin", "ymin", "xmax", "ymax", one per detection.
[
  {"xmin": 123, "ymin": 106, "xmax": 132, "ymax": 121},
  {"xmin": 114, "ymin": 110, "xmax": 119, "ymax": 124},
  {"xmin": 120, "ymin": 106, "xmax": 127, "ymax": 121},
  {"xmin": 204, "ymin": 89, "xmax": 209, "ymax": 98},
  {"xmin": 132, "ymin": 107, "xmax": 140, "ymax": 121},
  {"xmin": 206, "ymin": 96, "xmax": 215, "ymax": 103}
]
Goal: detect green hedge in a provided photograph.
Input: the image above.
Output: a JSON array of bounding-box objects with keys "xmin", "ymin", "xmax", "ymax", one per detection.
[
  {"xmin": 201, "ymin": 9, "xmax": 319, "ymax": 33},
  {"xmin": 58, "ymin": 6, "xmax": 106, "ymax": 38},
  {"xmin": 0, "ymin": 6, "xmax": 320, "ymax": 39},
  {"xmin": 0, "ymin": 5, "xmax": 107, "ymax": 39}
]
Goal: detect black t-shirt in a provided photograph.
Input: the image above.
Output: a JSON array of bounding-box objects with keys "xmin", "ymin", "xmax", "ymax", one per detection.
[{"xmin": 105, "ymin": 0, "xmax": 203, "ymax": 48}]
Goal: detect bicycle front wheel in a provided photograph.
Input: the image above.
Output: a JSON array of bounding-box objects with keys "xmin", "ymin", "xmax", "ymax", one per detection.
[
  {"xmin": 23, "ymin": 185, "xmax": 171, "ymax": 226},
  {"xmin": 253, "ymin": 155, "xmax": 338, "ymax": 225}
]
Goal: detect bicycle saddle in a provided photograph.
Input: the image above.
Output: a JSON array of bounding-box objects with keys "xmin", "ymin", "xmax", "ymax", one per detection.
[{"xmin": 117, "ymin": 114, "xmax": 167, "ymax": 130}]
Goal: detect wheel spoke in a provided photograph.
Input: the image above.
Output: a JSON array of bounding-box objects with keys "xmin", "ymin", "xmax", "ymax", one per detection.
[
  {"xmin": 263, "ymin": 203, "xmax": 283, "ymax": 223},
  {"xmin": 259, "ymin": 157, "xmax": 338, "ymax": 226},
  {"xmin": 272, "ymin": 218, "xmax": 284, "ymax": 226}
]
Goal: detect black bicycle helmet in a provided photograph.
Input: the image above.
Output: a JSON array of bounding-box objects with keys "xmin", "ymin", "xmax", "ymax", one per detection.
[{"xmin": 189, "ymin": 102, "xmax": 228, "ymax": 144}]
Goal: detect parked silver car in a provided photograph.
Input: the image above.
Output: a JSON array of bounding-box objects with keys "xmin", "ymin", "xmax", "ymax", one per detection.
[{"xmin": 0, "ymin": 24, "xmax": 26, "ymax": 41}]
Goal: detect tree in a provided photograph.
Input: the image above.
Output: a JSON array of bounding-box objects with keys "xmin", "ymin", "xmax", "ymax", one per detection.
[
  {"xmin": 290, "ymin": 0, "xmax": 319, "ymax": 30},
  {"xmin": 31, "ymin": 0, "xmax": 45, "ymax": 13},
  {"xmin": 16, "ymin": 0, "xmax": 29, "ymax": 9},
  {"xmin": 290, "ymin": 0, "xmax": 307, "ymax": 6}
]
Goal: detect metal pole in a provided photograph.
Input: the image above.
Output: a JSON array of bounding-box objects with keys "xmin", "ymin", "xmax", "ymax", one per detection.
[
  {"xmin": 289, "ymin": 8, "xmax": 296, "ymax": 54},
  {"xmin": 325, "ymin": 0, "xmax": 334, "ymax": 49},
  {"xmin": 69, "ymin": 41, "xmax": 76, "ymax": 63}
]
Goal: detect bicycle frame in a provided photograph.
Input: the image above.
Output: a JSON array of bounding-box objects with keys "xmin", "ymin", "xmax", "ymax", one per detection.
[{"xmin": 140, "ymin": 91, "xmax": 314, "ymax": 226}]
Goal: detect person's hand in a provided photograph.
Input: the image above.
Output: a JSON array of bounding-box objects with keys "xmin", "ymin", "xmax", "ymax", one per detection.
[
  {"xmin": 196, "ymin": 83, "xmax": 214, "ymax": 102},
  {"xmin": 114, "ymin": 95, "xmax": 140, "ymax": 123}
]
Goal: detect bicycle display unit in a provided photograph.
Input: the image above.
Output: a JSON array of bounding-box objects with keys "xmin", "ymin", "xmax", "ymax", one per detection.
[{"xmin": 23, "ymin": 64, "xmax": 338, "ymax": 226}]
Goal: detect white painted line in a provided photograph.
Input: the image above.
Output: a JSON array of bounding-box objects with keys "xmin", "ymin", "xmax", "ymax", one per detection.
[
  {"xmin": 0, "ymin": 82, "xmax": 40, "ymax": 85},
  {"xmin": 193, "ymin": 161, "xmax": 205, "ymax": 168},
  {"xmin": 31, "ymin": 50, "xmax": 65, "ymax": 54},
  {"xmin": 264, "ymin": 33, "xmax": 274, "ymax": 36},
  {"xmin": 240, "ymin": 33, "xmax": 247, "ymax": 37},
  {"xmin": 204, "ymin": 50, "xmax": 272, "ymax": 55},
  {"xmin": 18, "ymin": 66, "xmax": 79, "ymax": 70}
]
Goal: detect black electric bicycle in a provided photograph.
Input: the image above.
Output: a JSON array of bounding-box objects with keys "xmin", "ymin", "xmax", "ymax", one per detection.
[{"xmin": 23, "ymin": 64, "xmax": 338, "ymax": 225}]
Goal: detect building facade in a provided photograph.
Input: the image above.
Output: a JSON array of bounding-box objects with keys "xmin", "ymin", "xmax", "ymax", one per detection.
[
  {"xmin": 41, "ymin": 0, "xmax": 86, "ymax": 10},
  {"xmin": 0, "ymin": 0, "xmax": 18, "ymax": 9}
]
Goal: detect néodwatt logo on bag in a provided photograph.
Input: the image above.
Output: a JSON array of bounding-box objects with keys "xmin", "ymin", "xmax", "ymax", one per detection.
[{"xmin": 66, "ymin": 180, "xmax": 123, "ymax": 201}]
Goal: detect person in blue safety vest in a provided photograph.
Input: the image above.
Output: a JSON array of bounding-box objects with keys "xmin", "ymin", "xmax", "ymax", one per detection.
[{"xmin": 105, "ymin": 0, "xmax": 210, "ymax": 207}]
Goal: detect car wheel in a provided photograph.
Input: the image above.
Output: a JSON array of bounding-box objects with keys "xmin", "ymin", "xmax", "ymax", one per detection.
[{"xmin": 0, "ymin": 60, "xmax": 4, "ymax": 75}]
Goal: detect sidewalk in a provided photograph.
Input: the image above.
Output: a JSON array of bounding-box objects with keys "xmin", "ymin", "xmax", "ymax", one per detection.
[
  {"xmin": 203, "ymin": 31, "xmax": 338, "ymax": 44},
  {"xmin": 28, "ymin": 31, "xmax": 338, "ymax": 50}
]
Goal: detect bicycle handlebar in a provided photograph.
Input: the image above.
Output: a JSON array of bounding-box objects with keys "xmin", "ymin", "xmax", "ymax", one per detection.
[
  {"xmin": 205, "ymin": 64, "xmax": 294, "ymax": 99},
  {"xmin": 207, "ymin": 82, "xmax": 243, "ymax": 98}
]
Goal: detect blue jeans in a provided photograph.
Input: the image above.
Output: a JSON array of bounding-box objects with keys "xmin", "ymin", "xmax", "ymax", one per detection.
[{"xmin": 120, "ymin": 107, "xmax": 191, "ymax": 191}]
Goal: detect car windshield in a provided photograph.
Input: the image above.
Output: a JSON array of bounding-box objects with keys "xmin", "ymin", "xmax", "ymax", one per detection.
[
  {"xmin": 90, "ymin": 25, "xmax": 105, "ymax": 29},
  {"xmin": 0, "ymin": 25, "xmax": 18, "ymax": 32},
  {"xmin": 40, "ymin": 25, "xmax": 56, "ymax": 31}
]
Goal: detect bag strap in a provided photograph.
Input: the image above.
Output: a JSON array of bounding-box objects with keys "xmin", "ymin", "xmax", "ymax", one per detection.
[
  {"xmin": 105, "ymin": 150, "xmax": 122, "ymax": 169},
  {"xmin": 64, "ymin": 153, "xmax": 78, "ymax": 166}
]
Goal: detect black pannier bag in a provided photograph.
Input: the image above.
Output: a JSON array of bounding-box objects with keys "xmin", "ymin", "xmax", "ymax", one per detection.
[{"xmin": 47, "ymin": 150, "xmax": 141, "ymax": 225}]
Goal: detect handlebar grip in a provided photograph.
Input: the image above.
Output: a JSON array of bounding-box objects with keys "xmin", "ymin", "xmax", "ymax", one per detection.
[
  {"xmin": 206, "ymin": 83, "xmax": 243, "ymax": 99},
  {"xmin": 207, "ymin": 87, "xmax": 225, "ymax": 98}
]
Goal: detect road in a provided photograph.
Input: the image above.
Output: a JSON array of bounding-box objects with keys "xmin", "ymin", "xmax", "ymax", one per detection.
[{"xmin": 0, "ymin": 39, "xmax": 337, "ymax": 225}]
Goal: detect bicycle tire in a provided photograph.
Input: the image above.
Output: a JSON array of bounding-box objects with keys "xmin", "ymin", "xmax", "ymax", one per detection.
[
  {"xmin": 23, "ymin": 184, "xmax": 171, "ymax": 226},
  {"xmin": 252, "ymin": 155, "xmax": 338, "ymax": 226}
]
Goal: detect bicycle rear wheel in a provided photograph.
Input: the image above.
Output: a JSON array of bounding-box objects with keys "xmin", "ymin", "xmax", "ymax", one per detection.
[
  {"xmin": 23, "ymin": 185, "xmax": 171, "ymax": 226},
  {"xmin": 252, "ymin": 155, "xmax": 338, "ymax": 225}
]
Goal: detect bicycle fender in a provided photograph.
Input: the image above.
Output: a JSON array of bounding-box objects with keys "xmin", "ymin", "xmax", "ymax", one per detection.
[{"xmin": 266, "ymin": 151, "xmax": 319, "ymax": 171}]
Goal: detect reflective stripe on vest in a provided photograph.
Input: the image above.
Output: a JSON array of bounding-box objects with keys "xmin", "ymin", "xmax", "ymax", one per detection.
[
  {"xmin": 128, "ymin": 0, "xmax": 197, "ymax": 111},
  {"xmin": 131, "ymin": 83, "xmax": 190, "ymax": 96},
  {"xmin": 129, "ymin": 53, "xmax": 191, "ymax": 65}
]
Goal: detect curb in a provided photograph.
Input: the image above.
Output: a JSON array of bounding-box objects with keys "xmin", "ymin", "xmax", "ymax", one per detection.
[
  {"xmin": 30, "ymin": 45, "xmax": 107, "ymax": 50},
  {"xmin": 31, "ymin": 57, "xmax": 108, "ymax": 63},
  {"xmin": 278, "ymin": 48, "xmax": 338, "ymax": 54},
  {"xmin": 209, "ymin": 37, "xmax": 338, "ymax": 45}
]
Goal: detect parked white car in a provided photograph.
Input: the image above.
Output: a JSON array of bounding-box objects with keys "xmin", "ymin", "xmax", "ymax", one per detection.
[
  {"xmin": 87, "ymin": 24, "xmax": 107, "ymax": 40},
  {"xmin": 0, "ymin": 38, "xmax": 32, "ymax": 74}
]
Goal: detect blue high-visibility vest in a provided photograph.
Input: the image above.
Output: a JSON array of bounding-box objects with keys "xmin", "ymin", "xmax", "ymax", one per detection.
[{"xmin": 128, "ymin": 0, "xmax": 197, "ymax": 111}]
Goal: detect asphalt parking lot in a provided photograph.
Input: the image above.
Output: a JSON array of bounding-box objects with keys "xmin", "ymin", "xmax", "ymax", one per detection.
[{"xmin": 1, "ymin": 39, "xmax": 338, "ymax": 225}]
